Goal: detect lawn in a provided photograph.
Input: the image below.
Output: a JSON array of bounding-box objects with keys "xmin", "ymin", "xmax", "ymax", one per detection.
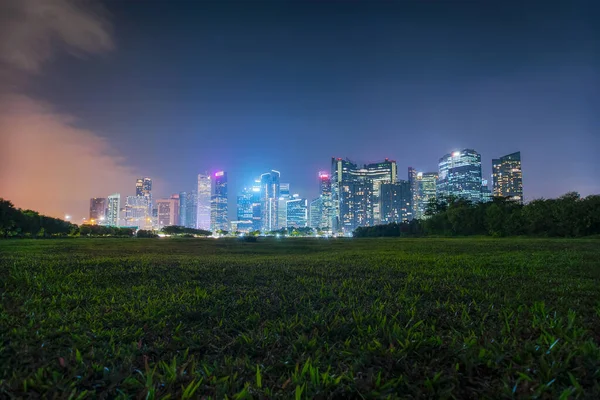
[{"xmin": 1, "ymin": 238, "xmax": 599, "ymax": 399}]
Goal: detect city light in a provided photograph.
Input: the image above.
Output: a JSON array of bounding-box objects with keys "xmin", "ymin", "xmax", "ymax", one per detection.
[
  {"xmin": 452, "ymin": 151, "xmax": 461, "ymax": 157},
  {"xmin": 215, "ymin": 171, "xmax": 224, "ymax": 177}
]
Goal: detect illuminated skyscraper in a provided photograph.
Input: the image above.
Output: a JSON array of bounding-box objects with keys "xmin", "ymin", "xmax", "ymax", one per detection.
[
  {"xmin": 379, "ymin": 180, "xmax": 412, "ymax": 224},
  {"xmin": 106, "ymin": 193, "xmax": 121, "ymax": 226},
  {"xmin": 408, "ymin": 167, "xmax": 418, "ymax": 219},
  {"xmin": 260, "ymin": 170, "xmax": 280, "ymax": 232},
  {"xmin": 411, "ymin": 171, "xmax": 438, "ymax": 219},
  {"xmin": 197, "ymin": 173, "xmax": 211, "ymax": 230},
  {"xmin": 481, "ymin": 180, "xmax": 493, "ymax": 203},
  {"xmin": 437, "ymin": 149, "xmax": 482, "ymax": 203},
  {"xmin": 125, "ymin": 195, "xmax": 151, "ymax": 228},
  {"xmin": 286, "ymin": 196, "xmax": 308, "ymax": 228},
  {"xmin": 331, "ymin": 158, "xmax": 396, "ymax": 234},
  {"xmin": 309, "ymin": 198, "xmax": 322, "ymax": 229},
  {"xmin": 492, "ymin": 151, "xmax": 523, "ymax": 203},
  {"xmin": 318, "ymin": 171, "xmax": 333, "ymax": 230},
  {"xmin": 179, "ymin": 191, "xmax": 197, "ymax": 229},
  {"xmin": 156, "ymin": 197, "xmax": 179, "ymax": 228},
  {"xmin": 278, "ymin": 183, "xmax": 290, "ymax": 230},
  {"xmin": 135, "ymin": 177, "xmax": 152, "ymax": 212},
  {"xmin": 211, "ymin": 171, "xmax": 228, "ymax": 231},
  {"xmin": 89, "ymin": 197, "xmax": 106, "ymax": 224}
]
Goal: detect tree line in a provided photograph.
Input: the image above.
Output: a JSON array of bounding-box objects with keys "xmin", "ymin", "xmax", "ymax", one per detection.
[{"xmin": 354, "ymin": 192, "xmax": 600, "ymax": 238}]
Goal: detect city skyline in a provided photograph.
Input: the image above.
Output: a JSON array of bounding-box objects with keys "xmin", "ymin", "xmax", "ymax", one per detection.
[{"xmin": 1, "ymin": 1, "xmax": 597, "ymax": 221}]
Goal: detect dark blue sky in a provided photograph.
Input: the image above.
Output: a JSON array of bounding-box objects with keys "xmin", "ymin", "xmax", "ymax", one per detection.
[{"xmin": 29, "ymin": 0, "xmax": 599, "ymax": 211}]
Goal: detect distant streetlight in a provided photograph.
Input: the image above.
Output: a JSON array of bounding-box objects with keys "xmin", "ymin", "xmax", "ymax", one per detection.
[{"xmin": 65, "ymin": 215, "xmax": 71, "ymax": 220}]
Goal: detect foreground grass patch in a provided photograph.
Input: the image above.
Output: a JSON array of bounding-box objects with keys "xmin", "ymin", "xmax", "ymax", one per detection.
[{"xmin": 1, "ymin": 238, "xmax": 599, "ymax": 398}]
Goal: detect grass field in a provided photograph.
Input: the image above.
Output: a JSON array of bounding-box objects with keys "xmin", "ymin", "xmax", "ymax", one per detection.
[{"xmin": 1, "ymin": 238, "xmax": 599, "ymax": 399}]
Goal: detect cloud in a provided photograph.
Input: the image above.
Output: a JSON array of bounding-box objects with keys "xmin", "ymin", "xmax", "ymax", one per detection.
[
  {"xmin": 0, "ymin": 0, "xmax": 113, "ymax": 73},
  {"xmin": 0, "ymin": 94, "xmax": 138, "ymax": 220},
  {"xmin": 0, "ymin": 0, "xmax": 139, "ymax": 220}
]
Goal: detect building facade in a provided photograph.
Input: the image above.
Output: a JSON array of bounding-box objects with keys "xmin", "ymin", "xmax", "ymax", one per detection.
[
  {"xmin": 379, "ymin": 180, "xmax": 412, "ymax": 224},
  {"xmin": 135, "ymin": 177, "xmax": 152, "ymax": 213},
  {"xmin": 286, "ymin": 196, "xmax": 308, "ymax": 228},
  {"xmin": 414, "ymin": 171, "xmax": 438, "ymax": 219},
  {"xmin": 260, "ymin": 170, "xmax": 280, "ymax": 232},
  {"xmin": 179, "ymin": 191, "xmax": 198, "ymax": 229},
  {"xmin": 437, "ymin": 149, "xmax": 482, "ymax": 203},
  {"xmin": 197, "ymin": 173, "xmax": 211, "ymax": 230},
  {"xmin": 210, "ymin": 171, "xmax": 228, "ymax": 231},
  {"xmin": 318, "ymin": 171, "xmax": 333, "ymax": 230},
  {"xmin": 125, "ymin": 195, "xmax": 151, "ymax": 229},
  {"xmin": 331, "ymin": 158, "xmax": 396, "ymax": 234},
  {"xmin": 106, "ymin": 193, "xmax": 121, "ymax": 226},
  {"xmin": 492, "ymin": 151, "xmax": 523, "ymax": 203},
  {"xmin": 89, "ymin": 197, "xmax": 106, "ymax": 224},
  {"xmin": 156, "ymin": 198, "xmax": 179, "ymax": 229},
  {"xmin": 309, "ymin": 197, "xmax": 322, "ymax": 229},
  {"xmin": 278, "ymin": 183, "xmax": 290, "ymax": 231}
]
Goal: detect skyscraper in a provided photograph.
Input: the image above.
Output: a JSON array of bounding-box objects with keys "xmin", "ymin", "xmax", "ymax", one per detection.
[
  {"xmin": 437, "ymin": 149, "xmax": 482, "ymax": 203},
  {"xmin": 318, "ymin": 171, "xmax": 333, "ymax": 230},
  {"xmin": 125, "ymin": 195, "xmax": 151, "ymax": 228},
  {"xmin": 309, "ymin": 197, "xmax": 322, "ymax": 229},
  {"xmin": 89, "ymin": 197, "xmax": 106, "ymax": 224},
  {"xmin": 106, "ymin": 193, "xmax": 120, "ymax": 226},
  {"xmin": 286, "ymin": 196, "xmax": 308, "ymax": 228},
  {"xmin": 408, "ymin": 167, "xmax": 418, "ymax": 219},
  {"xmin": 331, "ymin": 158, "xmax": 396, "ymax": 234},
  {"xmin": 179, "ymin": 191, "xmax": 198, "ymax": 229},
  {"xmin": 278, "ymin": 183, "xmax": 290, "ymax": 230},
  {"xmin": 210, "ymin": 171, "xmax": 228, "ymax": 231},
  {"xmin": 260, "ymin": 170, "xmax": 280, "ymax": 232},
  {"xmin": 135, "ymin": 177, "xmax": 152, "ymax": 213},
  {"xmin": 155, "ymin": 197, "xmax": 179, "ymax": 228},
  {"xmin": 379, "ymin": 180, "xmax": 412, "ymax": 224},
  {"xmin": 197, "ymin": 173, "xmax": 211, "ymax": 230},
  {"xmin": 413, "ymin": 171, "xmax": 438, "ymax": 220},
  {"xmin": 237, "ymin": 183, "xmax": 261, "ymax": 232},
  {"xmin": 492, "ymin": 151, "xmax": 523, "ymax": 204},
  {"xmin": 481, "ymin": 180, "xmax": 493, "ymax": 203}
]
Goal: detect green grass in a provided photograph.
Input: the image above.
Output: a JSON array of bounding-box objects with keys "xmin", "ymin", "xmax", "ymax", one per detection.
[{"xmin": 1, "ymin": 238, "xmax": 599, "ymax": 399}]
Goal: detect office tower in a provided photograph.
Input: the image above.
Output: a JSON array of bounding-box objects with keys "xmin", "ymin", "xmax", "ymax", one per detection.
[
  {"xmin": 197, "ymin": 173, "xmax": 211, "ymax": 230},
  {"xmin": 331, "ymin": 158, "xmax": 396, "ymax": 234},
  {"xmin": 89, "ymin": 197, "xmax": 106, "ymax": 224},
  {"xmin": 278, "ymin": 183, "xmax": 290, "ymax": 230},
  {"xmin": 380, "ymin": 180, "xmax": 412, "ymax": 224},
  {"xmin": 125, "ymin": 195, "xmax": 151, "ymax": 228},
  {"xmin": 408, "ymin": 167, "xmax": 418, "ymax": 219},
  {"xmin": 135, "ymin": 177, "xmax": 153, "ymax": 212},
  {"xmin": 210, "ymin": 171, "xmax": 228, "ymax": 231},
  {"xmin": 411, "ymin": 171, "xmax": 438, "ymax": 219},
  {"xmin": 481, "ymin": 180, "xmax": 493, "ymax": 203},
  {"xmin": 179, "ymin": 191, "xmax": 198, "ymax": 229},
  {"xmin": 260, "ymin": 170, "xmax": 280, "ymax": 232},
  {"xmin": 492, "ymin": 151, "xmax": 523, "ymax": 204},
  {"xmin": 309, "ymin": 198, "xmax": 322, "ymax": 229},
  {"xmin": 318, "ymin": 171, "xmax": 333, "ymax": 230},
  {"xmin": 106, "ymin": 193, "xmax": 120, "ymax": 226},
  {"xmin": 437, "ymin": 149, "xmax": 482, "ymax": 203},
  {"xmin": 155, "ymin": 197, "xmax": 179, "ymax": 228},
  {"xmin": 286, "ymin": 196, "xmax": 308, "ymax": 228}
]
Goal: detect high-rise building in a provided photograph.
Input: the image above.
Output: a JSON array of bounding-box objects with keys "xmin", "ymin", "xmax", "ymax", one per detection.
[
  {"xmin": 492, "ymin": 151, "xmax": 523, "ymax": 204},
  {"xmin": 156, "ymin": 197, "xmax": 179, "ymax": 228},
  {"xmin": 237, "ymin": 183, "xmax": 262, "ymax": 231},
  {"xmin": 135, "ymin": 177, "xmax": 152, "ymax": 213},
  {"xmin": 278, "ymin": 183, "xmax": 290, "ymax": 230},
  {"xmin": 260, "ymin": 170, "xmax": 280, "ymax": 232},
  {"xmin": 309, "ymin": 197, "xmax": 322, "ymax": 229},
  {"xmin": 437, "ymin": 149, "xmax": 482, "ymax": 203},
  {"xmin": 380, "ymin": 180, "xmax": 412, "ymax": 224},
  {"xmin": 197, "ymin": 173, "xmax": 211, "ymax": 230},
  {"xmin": 411, "ymin": 171, "xmax": 438, "ymax": 219},
  {"xmin": 318, "ymin": 171, "xmax": 333, "ymax": 230},
  {"xmin": 481, "ymin": 180, "xmax": 493, "ymax": 203},
  {"xmin": 125, "ymin": 195, "xmax": 151, "ymax": 229},
  {"xmin": 331, "ymin": 158, "xmax": 396, "ymax": 234},
  {"xmin": 210, "ymin": 171, "xmax": 228, "ymax": 231},
  {"xmin": 179, "ymin": 191, "xmax": 197, "ymax": 229},
  {"xmin": 106, "ymin": 193, "xmax": 121, "ymax": 227},
  {"xmin": 286, "ymin": 196, "xmax": 308, "ymax": 228},
  {"xmin": 89, "ymin": 197, "xmax": 107, "ymax": 224}
]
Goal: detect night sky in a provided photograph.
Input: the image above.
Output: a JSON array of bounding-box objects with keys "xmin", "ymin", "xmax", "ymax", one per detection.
[{"xmin": 1, "ymin": 0, "xmax": 598, "ymax": 221}]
